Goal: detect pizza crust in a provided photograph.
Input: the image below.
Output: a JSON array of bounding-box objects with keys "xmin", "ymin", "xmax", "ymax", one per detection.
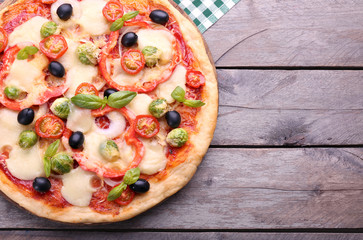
[{"xmin": 0, "ymin": 0, "xmax": 218, "ymax": 223}]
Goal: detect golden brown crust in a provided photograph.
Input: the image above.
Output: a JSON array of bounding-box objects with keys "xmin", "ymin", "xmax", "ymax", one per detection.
[{"xmin": 0, "ymin": 0, "xmax": 218, "ymax": 223}]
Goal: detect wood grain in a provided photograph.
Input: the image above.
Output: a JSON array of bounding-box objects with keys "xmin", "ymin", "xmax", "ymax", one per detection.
[
  {"xmin": 0, "ymin": 148, "xmax": 361, "ymax": 229},
  {"xmin": 204, "ymin": 0, "xmax": 363, "ymax": 67}
]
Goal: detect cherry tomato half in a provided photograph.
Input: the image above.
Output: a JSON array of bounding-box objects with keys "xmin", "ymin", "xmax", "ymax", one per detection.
[
  {"xmin": 75, "ymin": 82, "xmax": 99, "ymax": 96},
  {"xmin": 39, "ymin": 35, "xmax": 68, "ymax": 59},
  {"xmin": 134, "ymin": 115, "xmax": 159, "ymax": 138},
  {"xmin": 121, "ymin": 49, "xmax": 145, "ymax": 75},
  {"xmin": 103, "ymin": 1, "xmax": 124, "ymax": 22},
  {"xmin": 114, "ymin": 186, "xmax": 135, "ymax": 205},
  {"xmin": 0, "ymin": 27, "xmax": 8, "ymax": 53},
  {"xmin": 186, "ymin": 70, "xmax": 206, "ymax": 88},
  {"xmin": 35, "ymin": 114, "xmax": 65, "ymax": 139},
  {"xmin": 95, "ymin": 116, "xmax": 111, "ymax": 129}
]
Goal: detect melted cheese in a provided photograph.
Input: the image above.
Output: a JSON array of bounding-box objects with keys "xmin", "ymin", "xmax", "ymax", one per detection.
[
  {"xmin": 126, "ymin": 94, "xmax": 153, "ymax": 115},
  {"xmin": 8, "ymin": 16, "xmax": 49, "ymax": 47},
  {"xmin": 66, "ymin": 105, "xmax": 94, "ymax": 133},
  {"xmin": 83, "ymin": 132, "xmax": 108, "ymax": 161},
  {"xmin": 51, "ymin": 0, "xmax": 82, "ymax": 29},
  {"xmin": 138, "ymin": 139, "xmax": 167, "ymax": 175},
  {"xmin": 94, "ymin": 111, "xmax": 126, "ymax": 139},
  {"xmin": 61, "ymin": 167, "xmax": 98, "ymax": 206},
  {"xmin": 77, "ymin": 0, "xmax": 109, "ymax": 36},
  {"xmin": 156, "ymin": 65, "xmax": 187, "ymax": 103},
  {"xmin": 0, "ymin": 109, "xmax": 27, "ymax": 149},
  {"xmin": 109, "ymin": 58, "xmax": 144, "ymax": 86}
]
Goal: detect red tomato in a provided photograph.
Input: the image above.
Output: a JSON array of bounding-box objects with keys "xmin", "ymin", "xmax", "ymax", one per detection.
[
  {"xmin": 39, "ymin": 35, "xmax": 68, "ymax": 59},
  {"xmin": 0, "ymin": 27, "xmax": 8, "ymax": 53},
  {"xmin": 103, "ymin": 1, "xmax": 124, "ymax": 22},
  {"xmin": 35, "ymin": 114, "xmax": 65, "ymax": 139},
  {"xmin": 134, "ymin": 115, "xmax": 159, "ymax": 138},
  {"xmin": 114, "ymin": 186, "xmax": 135, "ymax": 205},
  {"xmin": 75, "ymin": 83, "xmax": 99, "ymax": 96},
  {"xmin": 121, "ymin": 49, "xmax": 145, "ymax": 75},
  {"xmin": 186, "ymin": 70, "xmax": 206, "ymax": 88},
  {"xmin": 95, "ymin": 116, "xmax": 111, "ymax": 129}
]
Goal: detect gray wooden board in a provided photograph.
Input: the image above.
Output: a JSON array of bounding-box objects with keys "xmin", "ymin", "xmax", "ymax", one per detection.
[
  {"xmin": 0, "ymin": 148, "xmax": 361, "ymax": 229},
  {"xmin": 213, "ymin": 69, "xmax": 363, "ymax": 146},
  {"xmin": 204, "ymin": 0, "xmax": 363, "ymax": 67}
]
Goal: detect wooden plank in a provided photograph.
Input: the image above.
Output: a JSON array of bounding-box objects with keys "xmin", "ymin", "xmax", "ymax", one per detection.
[
  {"xmin": 0, "ymin": 231, "xmax": 362, "ymax": 240},
  {"xmin": 204, "ymin": 0, "xmax": 363, "ymax": 67},
  {"xmin": 0, "ymin": 148, "xmax": 361, "ymax": 229},
  {"xmin": 212, "ymin": 69, "xmax": 363, "ymax": 145}
]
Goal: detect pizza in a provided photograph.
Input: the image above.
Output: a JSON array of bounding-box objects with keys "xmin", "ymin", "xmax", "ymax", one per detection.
[{"xmin": 0, "ymin": 0, "xmax": 218, "ymax": 223}]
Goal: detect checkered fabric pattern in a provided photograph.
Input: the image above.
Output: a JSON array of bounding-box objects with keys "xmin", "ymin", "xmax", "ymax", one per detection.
[{"xmin": 173, "ymin": 0, "xmax": 240, "ymax": 33}]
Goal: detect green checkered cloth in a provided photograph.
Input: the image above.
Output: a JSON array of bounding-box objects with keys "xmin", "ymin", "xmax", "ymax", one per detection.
[{"xmin": 173, "ymin": 0, "xmax": 240, "ymax": 33}]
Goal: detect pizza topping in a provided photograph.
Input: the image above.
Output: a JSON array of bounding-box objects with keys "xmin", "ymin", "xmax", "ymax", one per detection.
[
  {"xmin": 171, "ymin": 86, "xmax": 205, "ymax": 108},
  {"xmin": 165, "ymin": 111, "xmax": 181, "ymax": 129},
  {"xmin": 35, "ymin": 114, "xmax": 65, "ymax": 139},
  {"xmin": 127, "ymin": 93, "xmax": 153, "ymax": 115},
  {"xmin": 99, "ymin": 140, "xmax": 120, "ymax": 162},
  {"xmin": 75, "ymin": 83, "xmax": 99, "ymax": 96},
  {"xmin": 18, "ymin": 130, "xmax": 38, "ymax": 149},
  {"xmin": 142, "ymin": 46, "xmax": 162, "ymax": 68},
  {"xmin": 16, "ymin": 46, "xmax": 39, "ymax": 60},
  {"xmin": 43, "ymin": 139, "xmax": 60, "ymax": 177},
  {"xmin": 129, "ymin": 179, "xmax": 150, "ymax": 193},
  {"xmin": 57, "ymin": 4, "xmax": 73, "ymax": 21},
  {"xmin": 107, "ymin": 167, "xmax": 140, "ymax": 201},
  {"xmin": 48, "ymin": 61, "xmax": 66, "ymax": 78},
  {"xmin": 186, "ymin": 70, "xmax": 206, "ymax": 89},
  {"xmin": 114, "ymin": 186, "xmax": 135, "ymax": 205},
  {"xmin": 69, "ymin": 131, "xmax": 85, "ymax": 149},
  {"xmin": 138, "ymin": 138, "xmax": 167, "ymax": 175},
  {"xmin": 66, "ymin": 106, "xmax": 94, "ymax": 133},
  {"xmin": 76, "ymin": 42, "xmax": 100, "ymax": 65},
  {"xmin": 51, "ymin": 152, "xmax": 74, "ymax": 174},
  {"xmin": 94, "ymin": 111, "xmax": 126, "ymax": 139},
  {"xmin": 40, "ymin": 35, "xmax": 68, "ymax": 59},
  {"xmin": 156, "ymin": 65, "xmax": 187, "ymax": 103},
  {"xmin": 134, "ymin": 115, "xmax": 160, "ymax": 138},
  {"xmin": 0, "ymin": 27, "xmax": 8, "ymax": 52},
  {"xmin": 106, "ymin": 90, "xmax": 137, "ymax": 108},
  {"xmin": 110, "ymin": 11, "xmax": 139, "ymax": 31},
  {"xmin": 148, "ymin": 98, "xmax": 168, "ymax": 118},
  {"xmin": 33, "ymin": 177, "xmax": 51, "ymax": 193},
  {"xmin": 50, "ymin": 97, "xmax": 71, "ymax": 119},
  {"xmin": 166, "ymin": 128, "xmax": 188, "ymax": 147},
  {"xmin": 40, "ymin": 21, "xmax": 58, "ymax": 38},
  {"xmin": 103, "ymin": 0, "xmax": 124, "ymax": 22},
  {"xmin": 4, "ymin": 86, "xmax": 21, "ymax": 100},
  {"xmin": 121, "ymin": 49, "xmax": 145, "ymax": 75},
  {"xmin": 103, "ymin": 88, "xmax": 118, "ymax": 98},
  {"xmin": 17, "ymin": 108, "xmax": 35, "ymax": 125},
  {"xmin": 121, "ymin": 32, "xmax": 138, "ymax": 47},
  {"xmin": 149, "ymin": 10, "xmax": 169, "ymax": 25}
]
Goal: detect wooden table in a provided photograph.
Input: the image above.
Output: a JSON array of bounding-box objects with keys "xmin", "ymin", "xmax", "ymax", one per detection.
[{"xmin": 1, "ymin": 0, "xmax": 363, "ymax": 239}]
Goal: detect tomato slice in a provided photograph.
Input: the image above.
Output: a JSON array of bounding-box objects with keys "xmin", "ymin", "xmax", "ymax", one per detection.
[
  {"xmin": 186, "ymin": 70, "xmax": 206, "ymax": 88},
  {"xmin": 0, "ymin": 27, "xmax": 8, "ymax": 53},
  {"xmin": 39, "ymin": 35, "xmax": 68, "ymax": 59},
  {"xmin": 134, "ymin": 115, "xmax": 159, "ymax": 138},
  {"xmin": 103, "ymin": 1, "xmax": 124, "ymax": 22},
  {"xmin": 35, "ymin": 114, "xmax": 65, "ymax": 139},
  {"xmin": 121, "ymin": 49, "xmax": 145, "ymax": 75},
  {"xmin": 114, "ymin": 186, "xmax": 135, "ymax": 205},
  {"xmin": 95, "ymin": 116, "xmax": 111, "ymax": 129},
  {"xmin": 75, "ymin": 83, "xmax": 99, "ymax": 96}
]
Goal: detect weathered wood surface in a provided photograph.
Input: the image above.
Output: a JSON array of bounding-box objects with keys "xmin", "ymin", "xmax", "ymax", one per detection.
[
  {"xmin": 213, "ymin": 69, "xmax": 363, "ymax": 146},
  {"xmin": 204, "ymin": 0, "xmax": 363, "ymax": 67},
  {"xmin": 0, "ymin": 148, "xmax": 361, "ymax": 229}
]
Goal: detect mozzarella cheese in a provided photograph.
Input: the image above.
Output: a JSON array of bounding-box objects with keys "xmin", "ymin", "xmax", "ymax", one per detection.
[
  {"xmin": 77, "ymin": 0, "xmax": 109, "ymax": 36},
  {"xmin": 51, "ymin": 0, "xmax": 82, "ymax": 29},
  {"xmin": 61, "ymin": 167, "xmax": 98, "ymax": 206},
  {"xmin": 126, "ymin": 94, "xmax": 153, "ymax": 115},
  {"xmin": 156, "ymin": 65, "xmax": 187, "ymax": 103},
  {"xmin": 83, "ymin": 132, "xmax": 108, "ymax": 161},
  {"xmin": 0, "ymin": 109, "xmax": 27, "ymax": 149},
  {"xmin": 138, "ymin": 139, "xmax": 167, "ymax": 175},
  {"xmin": 66, "ymin": 105, "xmax": 94, "ymax": 133},
  {"xmin": 108, "ymin": 58, "xmax": 144, "ymax": 86}
]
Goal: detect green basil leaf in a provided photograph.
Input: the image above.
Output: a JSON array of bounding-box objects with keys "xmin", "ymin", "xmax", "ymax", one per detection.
[
  {"xmin": 43, "ymin": 139, "xmax": 60, "ymax": 177},
  {"xmin": 43, "ymin": 156, "xmax": 51, "ymax": 177},
  {"xmin": 183, "ymin": 99, "xmax": 206, "ymax": 108},
  {"xmin": 17, "ymin": 46, "xmax": 39, "ymax": 60},
  {"xmin": 171, "ymin": 86, "xmax": 185, "ymax": 103},
  {"xmin": 107, "ymin": 182, "xmax": 127, "ymax": 201},
  {"xmin": 122, "ymin": 11, "xmax": 139, "ymax": 21},
  {"xmin": 71, "ymin": 94, "xmax": 104, "ymax": 109},
  {"xmin": 123, "ymin": 167, "xmax": 140, "ymax": 185},
  {"xmin": 110, "ymin": 18, "xmax": 124, "ymax": 32},
  {"xmin": 107, "ymin": 91, "xmax": 137, "ymax": 108},
  {"xmin": 26, "ymin": 46, "xmax": 39, "ymax": 55}
]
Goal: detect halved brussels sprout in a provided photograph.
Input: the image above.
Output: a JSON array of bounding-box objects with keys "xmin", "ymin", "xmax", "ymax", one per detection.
[
  {"xmin": 19, "ymin": 130, "xmax": 38, "ymax": 149},
  {"xmin": 142, "ymin": 46, "xmax": 162, "ymax": 67},
  {"xmin": 148, "ymin": 98, "xmax": 168, "ymax": 118},
  {"xmin": 4, "ymin": 86, "xmax": 20, "ymax": 100},
  {"xmin": 51, "ymin": 152, "xmax": 73, "ymax": 174},
  {"xmin": 99, "ymin": 140, "xmax": 120, "ymax": 162},
  {"xmin": 40, "ymin": 21, "xmax": 58, "ymax": 38},
  {"xmin": 50, "ymin": 97, "xmax": 71, "ymax": 119},
  {"xmin": 166, "ymin": 128, "xmax": 188, "ymax": 147},
  {"xmin": 76, "ymin": 42, "xmax": 100, "ymax": 65}
]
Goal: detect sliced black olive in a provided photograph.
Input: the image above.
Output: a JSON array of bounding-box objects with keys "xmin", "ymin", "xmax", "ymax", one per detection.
[
  {"xmin": 121, "ymin": 32, "xmax": 138, "ymax": 47},
  {"xmin": 69, "ymin": 131, "xmax": 84, "ymax": 149},
  {"xmin": 130, "ymin": 179, "xmax": 150, "ymax": 193},
  {"xmin": 149, "ymin": 10, "xmax": 169, "ymax": 25},
  {"xmin": 165, "ymin": 111, "xmax": 181, "ymax": 128},
  {"xmin": 17, "ymin": 108, "xmax": 35, "ymax": 125},
  {"xmin": 104, "ymin": 88, "xmax": 118, "ymax": 98},
  {"xmin": 33, "ymin": 177, "xmax": 51, "ymax": 193},
  {"xmin": 57, "ymin": 3, "xmax": 73, "ymax": 21},
  {"xmin": 48, "ymin": 61, "xmax": 65, "ymax": 78}
]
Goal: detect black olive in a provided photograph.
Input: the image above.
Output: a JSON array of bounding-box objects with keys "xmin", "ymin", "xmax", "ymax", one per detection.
[
  {"xmin": 149, "ymin": 10, "xmax": 169, "ymax": 25},
  {"xmin": 130, "ymin": 179, "xmax": 150, "ymax": 193},
  {"xmin": 57, "ymin": 3, "xmax": 73, "ymax": 21},
  {"xmin": 33, "ymin": 177, "xmax": 51, "ymax": 193},
  {"xmin": 17, "ymin": 108, "xmax": 35, "ymax": 125},
  {"xmin": 69, "ymin": 131, "xmax": 84, "ymax": 149},
  {"xmin": 104, "ymin": 88, "xmax": 118, "ymax": 98},
  {"xmin": 121, "ymin": 32, "xmax": 138, "ymax": 47},
  {"xmin": 165, "ymin": 111, "xmax": 181, "ymax": 128},
  {"xmin": 48, "ymin": 61, "xmax": 65, "ymax": 78}
]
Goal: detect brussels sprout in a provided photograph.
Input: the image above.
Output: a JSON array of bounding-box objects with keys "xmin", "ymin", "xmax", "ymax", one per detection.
[
  {"xmin": 19, "ymin": 130, "xmax": 38, "ymax": 149},
  {"xmin": 40, "ymin": 21, "xmax": 58, "ymax": 38},
  {"xmin": 76, "ymin": 42, "xmax": 100, "ymax": 65},
  {"xmin": 148, "ymin": 98, "xmax": 168, "ymax": 118},
  {"xmin": 99, "ymin": 140, "xmax": 120, "ymax": 161},
  {"xmin": 4, "ymin": 86, "xmax": 20, "ymax": 100},
  {"xmin": 142, "ymin": 46, "xmax": 162, "ymax": 67},
  {"xmin": 51, "ymin": 152, "xmax": 73, "ymax": 174},
  {"xmin": 166, "ymin": 128, "xmax": 188, "ymax": 147},
  {"xmin": 50, "ymin": 97, "xmax": 71, "ymax": 119}
]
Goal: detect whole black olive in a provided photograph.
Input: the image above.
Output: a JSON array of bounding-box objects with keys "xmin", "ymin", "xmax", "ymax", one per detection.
[
  {"xmin": 130, "ymin": 179, "xmax": 150, "ymax": 193},
  {"xmin": 17, "ymin": 108, "xmax": 35, "ymax": 125},
  {"xmin": 149, "ymin": 10, "xmax": 169, "ymax": 25},
  {"xmin": 165, "ymin": 111, "xmax": 181, "ymax": 128},
  {"xmin": 33, "ymin": 177, "xmax": 51, "ymax": 193},
  {"xmin": 121, "ymin": 32, "xmax": 138, "ymax": 47},
  {"xmin": 104, "ymin": 88, "xmax": 118, "ymax": 98},
  {"xmin": 69, "ymin": 131, "xmax": 84, "ymax": 149},
  {"xmin": 57, "ymin": 4, "xmax": 73, "ymax": 21},
  {"xmin": 48, "ymin": 61, "xmax": 65, "ymax": 78}
]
